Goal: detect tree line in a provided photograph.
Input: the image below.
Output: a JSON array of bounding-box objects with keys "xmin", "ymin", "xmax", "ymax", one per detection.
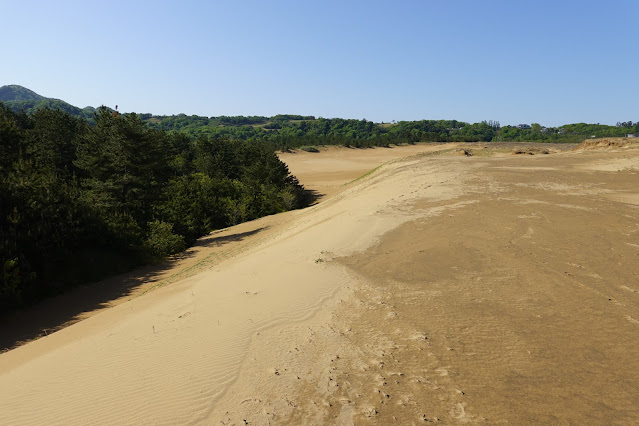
[
  {"xmin": 5, "ymin": 90, "xmax": 637, "ymax": 147},
  {"xmin": 0, "ymin": 104, "xmax": 305, "ymax": 312},
  {"xmin": 137, "ymin": 114, "xmax": 639, "ymax": 147}
]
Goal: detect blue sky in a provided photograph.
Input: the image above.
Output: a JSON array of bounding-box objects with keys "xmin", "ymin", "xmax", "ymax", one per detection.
[{"xmin": 3, "ymin": 0, "xmax": 637, "ymax": 126}]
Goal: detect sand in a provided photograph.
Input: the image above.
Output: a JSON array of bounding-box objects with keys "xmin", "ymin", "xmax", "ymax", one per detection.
[{"xmin": 1, "ymin": 142, "xmax": 639, "ymax": 424}]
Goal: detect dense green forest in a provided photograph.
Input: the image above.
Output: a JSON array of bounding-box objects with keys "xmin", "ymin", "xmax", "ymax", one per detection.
[
  {"xmin": 139, "ymin": 116, "xmax": 639, "ymax": 147},
  {"xmin": 3, "ymin": 85, "xmax": 638, "ymax": 150},
  {"xmin": 0, "ymin": 104, "xmax": 305, "ymax": 312}
]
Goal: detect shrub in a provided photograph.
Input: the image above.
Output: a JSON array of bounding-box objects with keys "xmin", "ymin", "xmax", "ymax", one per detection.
[
  {"xmin": 145, "ymin": 220, "xmax": 186, "ymax": 258},
  {"xmin": 299, "ymin": 145, "xmax": 319, "ymax": 153}
]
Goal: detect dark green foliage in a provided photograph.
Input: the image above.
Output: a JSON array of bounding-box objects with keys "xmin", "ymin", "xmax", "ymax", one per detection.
[
  {"xmin": 140, "ymin": 114, "xmax": 637, "ymax": 146},
  {"xmin": 452, "ymin": 122, "xmax": 497, "ymax": 142},
  {"xmin": 139, "ymin": 116, "xmax": 498, "ymax": 147},
  {"xmin": 496, "ymin": 122, "xmax": 638, "ymax": 142},
  {"xmin": 158, "ymin": 174, "xmax": 231, "ymax": 243},
  {"xmin": 27, "ymin": 108, "xmax": 85, "ymax": 176},
  {"xmin": 75, "ymin": 108, "xmax": 169, "ymax": 234},
  {"xmin": 5, "ymin": 98, "xmax": 97, "ymax": 124},
  {"xmin": 0, "ymin": 104, "xmax": 22, "ymax": 172},
  {"xmin": 0, "ymin": 103, "xmax": 306, "ymax": 313},
  {"xmin": 299, "ymin": 146, "xmax": 319, "ymax": 153},
  {"xmin": 145, "ymin": 221, "xmax": 186, "ymax": 258},
  {"xmin": 212, "ymin": 115, "xmax": 269, "ymax": 126}
]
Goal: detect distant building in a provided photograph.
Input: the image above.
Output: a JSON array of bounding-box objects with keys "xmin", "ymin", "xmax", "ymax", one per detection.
[
  {"xmin": 516, "ymin": 124, "xmax": 531, "ymax": 129},
  {"xmin": 627, "ymin": 134, "xmax": 638, "ymax": 138}
]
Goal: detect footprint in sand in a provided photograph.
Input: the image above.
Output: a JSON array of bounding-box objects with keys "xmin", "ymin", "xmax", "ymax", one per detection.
[
  {"xmin": 435, "ymin": 367, "xmax": 450, "ymax": 377},
  {"xmin": 451, "ymin": 402, "xmax": 473, "ymax": 422},
  {"xmin": 364, "ymin": 406, "xmax": 379, "ymax": 417},
  {"xmin": 625, "ymin": 315, "xmax": 639, "ymax": 325},
  {"xmin": 410, "ymin": 332, "xmax": 429, "ymax": 341}
]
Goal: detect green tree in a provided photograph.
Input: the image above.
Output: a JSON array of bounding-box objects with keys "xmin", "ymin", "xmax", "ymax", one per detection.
[{"xmin": 75, "ymin": 108, "xmax": 168, "ymax": 240}]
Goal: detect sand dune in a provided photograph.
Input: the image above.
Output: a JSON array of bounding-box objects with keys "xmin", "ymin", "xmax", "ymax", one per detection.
[{"xmin": 1, "ymin": 143, "xmax": 639, "ymax": 424}]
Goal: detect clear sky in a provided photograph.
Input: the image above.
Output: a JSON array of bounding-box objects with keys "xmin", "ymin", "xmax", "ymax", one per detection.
[{"xmin": 3, "ymin": 0, "xmax": 637, "ymax": 126}]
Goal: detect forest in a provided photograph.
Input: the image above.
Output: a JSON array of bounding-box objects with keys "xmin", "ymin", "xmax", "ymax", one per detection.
[
  {"xmin": 0, "ymin": 104, "xmax": 305, "ymax": 312},
  {"xmin": 133, "ymin": 115, "xmax": 639, "ymax": 147},
  {"xmin": 3, "ymin": 85, "xmax": 637, "ymax": 148}
]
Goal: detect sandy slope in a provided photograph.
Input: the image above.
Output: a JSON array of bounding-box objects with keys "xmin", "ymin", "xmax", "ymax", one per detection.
[
  {"xmin": 278, "ymin": 144, "xmax": 450, "ymax": 199},
  {"xmin": 0, "ymin": 144, "xmax": 444, "ymax": 351},
  {"xmin": 0, "ymin": 144, "xmax": 449, "ymax": 424},
  {"xmin": 1, "ymin": 143, "xmax": 639, "ymax": 424}
]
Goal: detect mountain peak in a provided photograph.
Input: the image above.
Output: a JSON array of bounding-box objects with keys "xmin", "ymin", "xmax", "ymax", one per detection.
[{"xmin": 0, "ymin": 85, "xmax": 45, "ymax": 102}]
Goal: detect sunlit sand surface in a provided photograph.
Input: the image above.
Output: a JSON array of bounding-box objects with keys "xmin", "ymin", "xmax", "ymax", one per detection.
[{"xmin": 2, "ymin": 140, "xmax": 639, "ymax": 424}]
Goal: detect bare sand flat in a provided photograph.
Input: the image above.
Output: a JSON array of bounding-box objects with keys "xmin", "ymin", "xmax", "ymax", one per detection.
[
  {"xmin": 278, "ymin": 144, "xmax": 450, "ymax": 199},
  {"xmin": 1, "ymin": 142, "xmax": 639, "ymax": 424}
]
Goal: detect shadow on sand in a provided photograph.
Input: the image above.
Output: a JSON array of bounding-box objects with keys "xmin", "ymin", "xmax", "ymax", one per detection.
[
  {"xmin": 0, "ymin": 227, "xmax": 266, "ymax": 353},
  {"xmin": 302, "ymin": 188, "xmax": 324, "ymax": 206}
]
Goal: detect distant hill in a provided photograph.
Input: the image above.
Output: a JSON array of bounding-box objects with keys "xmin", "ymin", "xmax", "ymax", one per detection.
[
  {"xmin": 0, "ymin": 85, "xmax": 45, "ymax": 102},
  {"xmin": 0, "ymin": 84, "xmax": 96, "ymax": 123}
]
